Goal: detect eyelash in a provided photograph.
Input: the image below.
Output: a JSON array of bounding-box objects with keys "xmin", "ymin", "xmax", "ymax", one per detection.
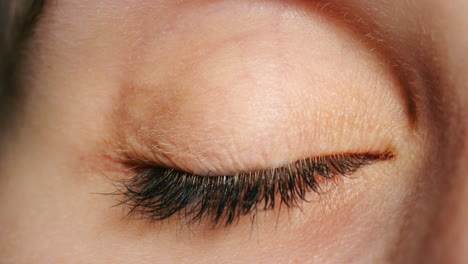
[{"xmin": 113, "ymin": 152, "xmax": 393, "ymax": 227}]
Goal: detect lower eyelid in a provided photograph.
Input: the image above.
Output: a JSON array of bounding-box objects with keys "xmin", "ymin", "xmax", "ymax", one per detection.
[{"xmin": 109, "ymin": 151, "xmax": 394, "ymax": 227}]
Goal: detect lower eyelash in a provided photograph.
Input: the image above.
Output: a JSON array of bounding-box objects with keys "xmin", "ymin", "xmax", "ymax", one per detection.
[{"xmin": 112, "ymin": 152, "xmax": 393, "ymax": 227}]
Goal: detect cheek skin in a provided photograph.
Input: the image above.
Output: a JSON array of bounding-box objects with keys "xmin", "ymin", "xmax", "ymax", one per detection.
[{"xmin": 0, "ymin": 0, "xmax": 428, "ymax": 263}]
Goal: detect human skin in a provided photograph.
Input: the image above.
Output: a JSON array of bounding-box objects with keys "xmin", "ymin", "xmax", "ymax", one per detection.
[{"xmin": 0, "ymin": 0, "xmax": 466, "ymax": 263}]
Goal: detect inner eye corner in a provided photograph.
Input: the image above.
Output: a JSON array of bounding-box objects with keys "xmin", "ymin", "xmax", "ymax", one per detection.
[{"xmin": 362, "ymin": 149, "xmax": 396, "ymax": 162}]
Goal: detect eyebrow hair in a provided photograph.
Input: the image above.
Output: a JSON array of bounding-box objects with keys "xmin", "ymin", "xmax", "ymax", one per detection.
[{"xmin": 0, "ymin": 0, "xmax": 44, "ymax": 131}]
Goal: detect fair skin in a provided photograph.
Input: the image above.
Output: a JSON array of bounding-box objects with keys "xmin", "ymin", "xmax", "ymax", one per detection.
[{"xmin": 0, "ymin": 0, "xmax": 467, "ymax": 263}]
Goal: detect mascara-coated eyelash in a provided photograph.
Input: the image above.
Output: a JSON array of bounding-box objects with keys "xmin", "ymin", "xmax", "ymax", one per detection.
[{"xmin": 114, "ymin": 152, "xmax": 393, "ymax": 227}]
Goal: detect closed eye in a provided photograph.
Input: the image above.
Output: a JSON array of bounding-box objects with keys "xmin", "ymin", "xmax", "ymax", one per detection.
[{"xmin": 111, "ymin": 151, "xmax": 394, "ymax": 227}]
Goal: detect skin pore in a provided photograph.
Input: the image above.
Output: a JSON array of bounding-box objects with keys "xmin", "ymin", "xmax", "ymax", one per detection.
[{"xmin": 0, "ymin": 0, "xmax": 467, "ymax": 263}]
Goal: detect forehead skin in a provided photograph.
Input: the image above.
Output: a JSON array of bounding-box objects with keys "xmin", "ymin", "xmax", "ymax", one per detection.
[{"xmin": 0, "ymin": 0, "xmax": 467, "ymax": 264}]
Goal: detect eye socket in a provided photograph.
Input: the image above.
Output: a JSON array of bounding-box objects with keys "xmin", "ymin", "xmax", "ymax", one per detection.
[
  {"xmin": 112, "ymin": 152, "xmax": 393, "ymax": 227},
  {"xmin": 98, "ymin": 0, "xmax": 409, "ymax": 230}
]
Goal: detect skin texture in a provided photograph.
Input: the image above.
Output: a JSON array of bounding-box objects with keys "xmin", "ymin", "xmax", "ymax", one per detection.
[{"xmin": 0, "ymin": 0, "xmax": 466, "ymax": 263}]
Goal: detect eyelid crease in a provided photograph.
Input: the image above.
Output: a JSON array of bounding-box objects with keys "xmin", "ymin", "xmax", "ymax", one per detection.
[{"xmin": 110, "ymin": 151, "xmax": 394, "ymax": 227}]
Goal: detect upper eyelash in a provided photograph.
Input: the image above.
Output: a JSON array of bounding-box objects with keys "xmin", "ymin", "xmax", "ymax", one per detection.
[{"xmin": 112, "ymin": 152, "xmax": 393, "ymax": 227}]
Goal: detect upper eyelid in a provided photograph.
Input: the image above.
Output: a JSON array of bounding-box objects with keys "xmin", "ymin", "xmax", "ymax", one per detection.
[
  {"xmin": 102, "ymin": 20, "xmax": 411, "ymax": 179},
  {"xmin": 305, "ymin": 1, "xmax": 420, "ymax": 125},
  {"xmin": 126, "ymin": 151, "xmax": 395, "ymax": 177}
]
